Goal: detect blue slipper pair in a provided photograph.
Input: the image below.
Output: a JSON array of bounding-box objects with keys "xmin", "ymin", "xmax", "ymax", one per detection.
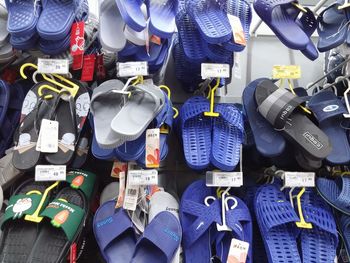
[
  {"xmin": 115, "ymin": 0, "xmax": 177, "ymax": 38},
  {"xmin": 0, "ymin": 80, "xmax": 26, "ymax": 157},
  {"xmin": 178, "ymin": 96, "xmax": 244, "ymax": 171},
  {"xmin": 94, "ymin": 201, "xmax": 181, "ymax": 263},
  {"xmin": 255, "ymin": 182, "xmax": 338, "ymax": 263},
  {"xmin": 180, "ymin": 180, "xmax": 252, "ymax": 263},
  {"xmin": 254, "ymin": 0, "xmax": 318, "ymax": 60}
]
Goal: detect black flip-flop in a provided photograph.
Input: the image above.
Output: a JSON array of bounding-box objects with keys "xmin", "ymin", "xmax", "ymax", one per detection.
[
  {"xmin": 0, "ymin": 179, "xmax": 54, "ymax": 262},
  {"xmin": 255, "ymin": 79, "xmax": 332, "ymax": 160},
  {"xmin": 12, "ymin": 81, "xmax": 57, "ymax": 171}
]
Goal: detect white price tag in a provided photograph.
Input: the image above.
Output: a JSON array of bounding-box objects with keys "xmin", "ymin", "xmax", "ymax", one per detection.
[
  {"xmin": 36, "ymin": 119, "xmax": 59, "ymax": 153},
  {"xmin": 123, "ymin": 185, "xmax": 139, "ymax": 211},
  {"xmin": 128, "ymin": 169, "xmax": 158, "ymax": 186},
  {"xmin": 206, "ymin": 171, "xmax": 243, "ymax": 187},
  {"xmin": 35, "ymin": 165, "xmax": 66, "ymax": 181},
  {"xmin": 284, "ymin": 172, "xmax": 315, "ymax": 188},
  {"xmin": 117, "ymin": 62, "xmax": 148, "ymax": 77},
  {"xmin": 37, "ymin": 58, "xmax": 69, "ymax": 74},
  {"xmin": 201, "ymin": 63, "xmax": 230, "ymax": 79},
  {"xmin": 227, "ymin": 238, "xmax": 249, "ymax": 263}
]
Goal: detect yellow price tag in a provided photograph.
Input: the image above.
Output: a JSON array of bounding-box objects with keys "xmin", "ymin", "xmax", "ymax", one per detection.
[{"xmin": 272, "ymin": 65, "xmax": 301, "ymax": 79}]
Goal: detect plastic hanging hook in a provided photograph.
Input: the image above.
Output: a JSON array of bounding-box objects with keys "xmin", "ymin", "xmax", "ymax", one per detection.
[
  {"xmin": 159, "ymin": 85, "xmax": 179, "ymax": 119},
  {"xmin": 339, "ymin": 0, "xmax": 350, "ymax": 9},
  {"xmin": 204, "ymin": 78, "xmax": 220, "ymax": 117},
  {"xmin": 295, "ymin": 187, "xmax": 313, "ymax": 229},
  {"xmin": 292, "ymin": 1, "xmax": 307, "ymax": 13}
]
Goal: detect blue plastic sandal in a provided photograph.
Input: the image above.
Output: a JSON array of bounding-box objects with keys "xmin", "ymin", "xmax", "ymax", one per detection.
[
  {"xmin": 210, "ymin": 104, "xmax": 244, "ymax": 171},
  {"xmin": 316, "ymin": 176, "xmax": 350, "ymax": 215},
  {"xmin": 255, "ymin": 184, "xmax": 301, "ymax": 263},
  {"xmin": 148, "ymin": 0, "xmax": 177, "ymax": 38},
  {"xmin": 39, "ymin": 34, "xmax": 71, "ymax": 55},
  {"xmin": 186, "ymin": 0, "xmax": 232, "ymax": 44},
  {"xmin": 115, "ymin": 0, "xmax": 146, "ymax": 32},
  {"xmin": 179, "ymin": 96, "xmax": 211, "ymax": 170},
  {"xmin": 254, "ymin": 0, "xmax": 309, "ymax": 50},
  {"xmin": 339, "ymin": 214, "xmax": 350, "ymax": 257},
  {"xmin": 309, "ymin": 91, "xmax": 350, "ymax": 165}
]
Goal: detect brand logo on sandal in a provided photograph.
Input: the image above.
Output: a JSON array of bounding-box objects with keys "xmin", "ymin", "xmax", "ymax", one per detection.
[
  {"xmin": 323, "ymin": 105, "xmax": 339, "ymax": 112},
  {"xmin": 163, "ymin": 228, "xmax": 180, "ymax": 242},
  {"xmin": 303, "ymin": 132, "xmax": 323, "ymax": 150},
  {"xmin": 280, "ymin": 105, "xmax": 293, "ymax": 121}
]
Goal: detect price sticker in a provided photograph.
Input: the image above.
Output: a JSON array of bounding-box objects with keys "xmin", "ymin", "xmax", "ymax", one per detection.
[
  {"xmin": 37, "ymin": 58, "xmax": 69, "ymax": 74},
  {"xmin": 272, "ymin": 65, "xmax": 301, "ymax": 79},
  {"xmin": 284, "ymin": 172, "xmax": 315, "ymax": 188},
  {"xmin": 35, "ymin": 165, "xmax": 66, "ymax": 181},
  {"xmin": 201, "ymin": 63, "xmax": 230, "ymax": 79},
  {"xmin": 227, "ymin": 238, "xmax": 249, "ymax": 263},
  {"xmin": 117, "ymin": 61, "xmax": 148, "ymax": 77},
  {"xmin": 128, "ymin": 169, "xmax": 158, "ymax": 186},
  {"xmin": 36, "ymin": 119, "xmax": 59, "ymax": 153},
  {"xmin": 206, "ymin": 171, "xmax": 243, "ymax": 187}
]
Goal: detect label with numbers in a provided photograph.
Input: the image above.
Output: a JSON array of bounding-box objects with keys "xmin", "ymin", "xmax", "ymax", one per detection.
[
  {"xmin": 123, "ymin": 185, "xmax": 139, "ymax": 211},
  {"xmin": 35, "ymin": 165, "xmax": 66, "ymax": 181},
  {"xmin": 206, "ymin": 171, "xmax": 243, "ymax": 187},
  {"xmin": 227, "ymin": 238, "xmax": 249, "ymax": 263},
  {"xmin": 128, "ymin": 169, "xmax": 158, "ymax": 186},
  {"xmin": 36, "ymin": 119, "xmax": 59, "ymax": 153},
  {"xmin": 272, "ymin": 65, "xmax": 301, "ymax": 79},
  {"xmin": 37, "ymin": 58, "xmax": 69, "ymax": 74},
  {"xmin": 201, "ymin": 63, "xmax": 230, "ymax": 79},
  {"xmin": 117, "ymin": 61, "xmax": 148, "ymax": 77},
  {"xmin": 284, "ymin": 172, "xmax": 315, "ymax": 188}
]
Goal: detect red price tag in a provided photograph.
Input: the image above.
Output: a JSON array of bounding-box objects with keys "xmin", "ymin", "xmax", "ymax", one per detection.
[
  {"xmin": 80, "ymin": 54, "xmax": 96, "ymax": 82},
  {"xmin": 70, "ymin": 22, "xmax": 85, "ymax": 70},
  {"xmin": 96, "ymin": 54, "xmax": 106, "ymax": 80}
]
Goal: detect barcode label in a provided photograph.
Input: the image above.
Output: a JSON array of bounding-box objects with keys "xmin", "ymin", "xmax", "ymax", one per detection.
[
  {"xmin": 38, "ymin": 58, "xmax": 69, "ymax": 74},
  {"xmin": 206, "ymin": 171, "xmax": 243, "ymax": 187},
  {"xmin": 128, "ymin": 169, "xmax": 158, "ymax": 186},
  {"xmin": 284, "ymin": 172, "xmax": 315, "ymax": 188},
  {"xmin": 123, "ymin": 185, "xmax": 139, "ymax": 211},
  {"xmin": 117, "ymin": 62, "xmax": 148, "ymax": 77},
  {"xmin": 35, "ymin": 165, "xmax": 66, "ymax": 181},
  {"xmin": 36, "ymin": 119, "xmax": 59, "ymax": 153}
]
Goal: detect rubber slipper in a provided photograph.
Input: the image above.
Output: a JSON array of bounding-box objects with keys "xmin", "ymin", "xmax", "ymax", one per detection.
[
  {"xmin": 254, "ymin": 183, "xmax": 301, "ymax": 263},
  {"xmin": 115, "ymin": 0, "xmax": 146, "ymax": 32},
  {"xmin": 135, "ymin": 42, "xmax": 164, "ymax": 65},
  {"xmin": 124, "ymin": 25, "xmax": 147, "ymax": 46},
  {"xmin": 90, "ymin": 79, "xmax": 126, "ymax": 149},
  {"xmin": 222, "ymin": 0, "xmax": 252, "ymax": 52},
  {"xmin": 0, "ymin": 42, "xmax": 15, "ymax": 63},
  {"xmin": 147, "ymin": 0, "xmax": 177, "ymax": 38},
  {"xmin": 130, "ymin": 211, "xmax": 181, "ymax": 263},
  {"xmin": 111, "ymin": 84, "xmax": 165, "ymax": 142},
  {"xmin": 0, "ymin": 151, "xmax": 23, "ymax": 190},
  {"xmin": 12, "ymin": 82, "xmax": 58, "ymax": 171},
  {"xmin": 253, "ymin": 0, "xmax": 309, "ymax": 49},
  {"xmin": 242, "ymin": 78, "xmax": 286, "ymax": 157},
  {"xmin": 0, "ymin": 6, "xmax": 8, "ymax": 46},
  {"xmin": 180, "ymin": 180, "xmax": 221, "ymax": 263},
  {"xmin": 210, "ymin": 103, "xmax": 244, "ymax": 171},
  {"xmin": 297, "ymin": 188, "xmax": 338, "ymax": 263},
  {"xmin": 37, "ymin": 0, "xmax": 89, "ymax": 40},
  {"xmin": 255, "ymin": 79, "xmax": 332, "ymax": 160},
  {"xmin": 10, "ymin": 32, "xmax": 39, "ymax": 50},
  {"xmin": 94, "ymin": 202, "xmax": 138, "ymax": 262},
  {"xmin": 70, "ymin": 127, "xmax": 91, "ymax": 169},
  {"xmin": 215, "ymin": 196, "xmax": 253, "ymax": 263},
  {"xmin": 45, "ymin": 82, "xmax": 90, "ymax": 165},
  {"xmin": 316, "ymin": 176, "xmax": 350, "ymax": 215},
  {"xmin": 149, "ymin": 40, "xmax": 171, "ymax": 71},
  {"xmin": 0, "ymin": 180, "xmax": 54, "ymax": 262},
  {"xmin": 175, "ymin": 10, "xmax": 206, "ymax": 62},
  {"xmin": 27, "ymin": 187, "xmax": 88, "ymax": 262},
  {"xmin": 202, "ymin": 42, "xmax": 232, "ymax": 63},
  {"xmin": 99, "ymin": 0, "xmax": 126, "ymax": 52},
  {"xmin": 338, "ymin": 214, "xmax": 350, "ymax": 258},
  {"xmin": 119, "ymin": 42, "xmax": 139, "ymax": 56},
  {"xmin": 178, "ymin": 96, "xmax": 211, "ymax": 170},
  {"xmin": 5, "ymin": 0, "xmax": 40, "ymax": 37},
  {"xmin": 100, "ymin": 182, "xmax": 119, "ymax": 205},
  {"xmin": 186, "ymin": 0, "xmax": 232, "ymax": 44},
  {"xmin": 39, "ymin": 33, "xmax": 71, "ymax": 55},
  {"xmin": 309, "ymin": 91, "xmax": 350, "ymax": 164},
  {"xmin": 317, "ymin": 3, "xmax": 348, "ymax": 52}
]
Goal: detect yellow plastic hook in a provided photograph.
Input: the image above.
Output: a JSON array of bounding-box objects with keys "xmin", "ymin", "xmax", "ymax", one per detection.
[
  {"xmin": 204, "ymin": 78, "xmax": 220, "ymax": 117},
  {"xmin": 295, "ymin": 187, "xmax": 313, "ymax": 229},
  {"xmin": 159, "ymin": 85, "xmax": 179, "ymax": 119},
  {"xmin": 292, "ymin": 2, "xmax": 307, "ymax": 13}
]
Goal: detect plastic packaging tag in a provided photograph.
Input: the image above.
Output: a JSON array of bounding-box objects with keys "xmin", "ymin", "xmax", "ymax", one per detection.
[
  {"xmin": 123, "ymin": 184, "xmax": 139, "ymax": 211},
  {"xmin": 70, "ymin": 242, "xmax": 77, "ymax": 263},
  {"xmin": 80, "ymin": 54, "xmax": 96, "ymax": 82},
  {"xmin": 111, "ymin": 160, "xmax": 127, "ymax": 178},
  {"xmin": 116, "ymin": 172, "xmax": 126, "ymax": 208},
  {"xmin": 36, "ymin": 119, "xmax": 59, "ymax": 153},
  {"xmin": 117, "ymin": 62, "xmax": 148, "ymax": 77},
  {"xmin": 35, "ymin": 165, "xmax": 66, "ymax": 181},
  {"xmin": 201, "ymin": 63, "xmax": 230, "ymax": 79},
  {"xmin": 145, "ymin": 128, "xmax": 160, "ymax": 168},
  {"xmin": 38, "ymin": 58, "xmax": 69, "ymax": 74},
  {"xmin": 227, "ymin": 238, "xmax": 249, "ymax": 263},
  {"xmin": 272, "ymin": 65, "xmax": 301, "ymax": 79},
  {"xmin": 284, "ymin": 172, "xmax": 315, "ymax": 188},
  {"xmin": 206, "ymin": 171, "xmax": 243, "ymax": 187},
  {"xmin": 227, "ymin": 15, "xmax": 246, "ymax": 46},
  {"xmin": 128, "ymin": 170, "xmax": 158, "ymax": 186},
  {"xmin": 96, "ymin": 54, "xmax": 106, "ymax": 80},
  {"xmin": 70, "ymin": 21, "xmax": 85, "ymax": 70}
]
